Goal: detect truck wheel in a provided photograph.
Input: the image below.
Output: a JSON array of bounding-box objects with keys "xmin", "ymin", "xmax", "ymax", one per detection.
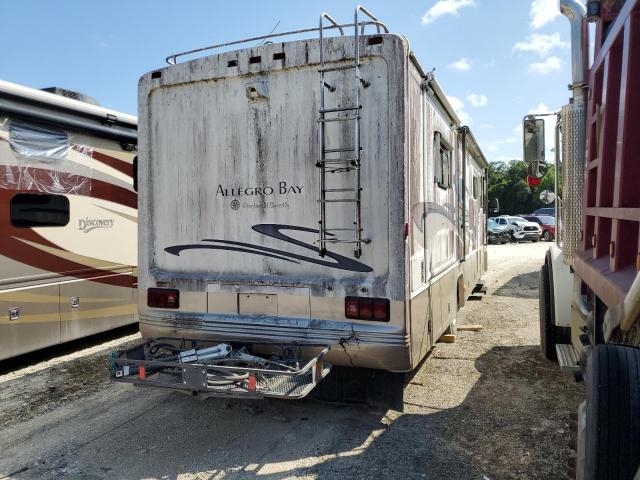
[
  {"xmin": 539, "ymin": 263, "xmax": 557, "ymax": 361},
  {"xmin": 585, "ymin": 344, "xmax": 640, "ymax": 480},
  {"xmin": 543, "ymin": 230, "xmax": 553, "ymax": 242}
]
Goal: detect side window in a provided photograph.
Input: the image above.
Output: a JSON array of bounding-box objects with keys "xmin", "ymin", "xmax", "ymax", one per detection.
[
  {"xmin": 10, "ymin": 194, "xmax": 70, "ymax": 227},
  {"xmin": 472, "ymin": 175, "xmax": 478, "ymax": 199},
  {"xmin": 9, "ymin": 121, "xmax": 69, "ymax": 160},
  {"xmin": 434, "ymin": 132, "xmax": 452, "ymax": 189}
]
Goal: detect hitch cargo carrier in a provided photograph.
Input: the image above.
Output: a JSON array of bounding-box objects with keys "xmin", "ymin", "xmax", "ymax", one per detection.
[{"xmin": 109, "ymin": 338, "xmax": 331, "ymax": 399}]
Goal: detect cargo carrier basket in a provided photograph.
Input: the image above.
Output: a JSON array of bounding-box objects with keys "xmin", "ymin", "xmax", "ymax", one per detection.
[{"xmin": 109, "ymin": 338, "xmax": 331, "ymax": 400}]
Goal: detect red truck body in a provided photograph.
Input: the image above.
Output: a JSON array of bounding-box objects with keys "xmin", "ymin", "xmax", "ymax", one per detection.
[{"xmin": 576, "ymin": 0, "xmax": 640, "ymax": 309}]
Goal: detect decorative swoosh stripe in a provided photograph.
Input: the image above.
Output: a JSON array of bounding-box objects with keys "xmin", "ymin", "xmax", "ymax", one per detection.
[
  {"xmin": 96, "ymin": 205, "xmax": 137, "ymax": 223},
  {"xmin": 166, "ymin": 224, "xmax": 373, "ymax": 273},
  {"xmin": 15, "ymin": 237, "xmax": 123, "ymax": 270},
  {"xmin": 90, "ymin": 149, "xmax": 133, "ymax": 177}
]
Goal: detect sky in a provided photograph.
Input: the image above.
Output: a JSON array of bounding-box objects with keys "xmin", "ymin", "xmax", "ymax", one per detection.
[{"xmin": 0, "ymin": 0, "xmax": 576, "ymax": 163}]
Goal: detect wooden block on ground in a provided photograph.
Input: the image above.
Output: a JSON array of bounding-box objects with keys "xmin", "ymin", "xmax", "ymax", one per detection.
[
  {"xmin": 437, "ymin": 334, "xmax": 456, "ymax": 343},
  {"xmin": 457, "ymin": 324, "xmax": 484, "ymax": 332}
]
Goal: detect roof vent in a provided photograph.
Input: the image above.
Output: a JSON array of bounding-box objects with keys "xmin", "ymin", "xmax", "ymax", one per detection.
[{"xmin": 41, "ymin": 87, "xmax": 100, "ymax": 106}]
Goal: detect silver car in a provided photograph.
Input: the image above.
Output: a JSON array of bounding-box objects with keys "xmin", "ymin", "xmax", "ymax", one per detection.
[{"xmin": 493, "ymin": 216, "xmax": 542, "ymax": 242}]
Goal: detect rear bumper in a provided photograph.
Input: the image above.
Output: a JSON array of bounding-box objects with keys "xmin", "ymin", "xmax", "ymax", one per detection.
[{"xmin": 139, "ymin": 313, "xmax": 412, "ymax": 372}]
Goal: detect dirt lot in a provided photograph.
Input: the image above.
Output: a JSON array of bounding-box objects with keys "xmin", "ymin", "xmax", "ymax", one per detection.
[{"xmin": 0, "ymin": 243, "xmax": 583, "ymax": 480}]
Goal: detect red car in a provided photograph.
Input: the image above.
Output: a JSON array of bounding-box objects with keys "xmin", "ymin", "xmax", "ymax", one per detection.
[{"xmin": 523, "ymin": 215, "xmax": 556, "ymax": 241}]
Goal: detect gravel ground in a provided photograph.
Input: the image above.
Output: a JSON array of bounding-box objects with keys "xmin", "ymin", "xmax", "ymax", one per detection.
[{"xmin": 0, "ymin": 243, "xmax": 583, "ymax": 480}]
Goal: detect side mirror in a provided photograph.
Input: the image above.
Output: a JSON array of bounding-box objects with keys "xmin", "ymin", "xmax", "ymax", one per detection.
[
  {"xmin": 527, "ymin": 160, "xmax": 548, "ymax": 179},
  {"xmin": 489, "ymin": 198, "xmax": 499, "ymax": 213},
  {"xmin": 523, "ymin": 116, "xmax": 545, "ymax": 164},
  {"xmin": 540, "ymin": 190, "xmax": 555, "ymax": 204}
]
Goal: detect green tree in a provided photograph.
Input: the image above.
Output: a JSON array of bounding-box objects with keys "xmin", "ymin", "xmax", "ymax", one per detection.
[{"xmin": 488, "ymin": 160, "xmax": 556, "ymax": 215}]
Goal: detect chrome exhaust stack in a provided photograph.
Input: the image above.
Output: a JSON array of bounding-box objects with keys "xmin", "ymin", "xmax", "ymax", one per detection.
[
  {"xmin": 559, "ymin": 0, "xmax": 587, "ymax": 264},
  {"xmin": 560, "ymin": 0, "xmax": 587, "ymax": 104}
]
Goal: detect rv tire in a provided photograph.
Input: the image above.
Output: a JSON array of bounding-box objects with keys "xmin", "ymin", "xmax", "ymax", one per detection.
[{"xmin": 584, "ymin": 344, "xmax": 640, "ymax": 480}]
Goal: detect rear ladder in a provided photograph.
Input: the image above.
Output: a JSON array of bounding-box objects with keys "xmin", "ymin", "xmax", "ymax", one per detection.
[{"xmin": 316, "ymin": 6, "xmax": 383, "ymax": 258}]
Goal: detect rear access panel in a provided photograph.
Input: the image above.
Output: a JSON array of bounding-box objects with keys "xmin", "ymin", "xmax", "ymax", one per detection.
[
  {"xmin": 208, "ymin": 284, "xmax": 311, "ymax": 318},
  {"xmin": 238, "ymin": 293, "xmax": 277, "ymax": 316}
]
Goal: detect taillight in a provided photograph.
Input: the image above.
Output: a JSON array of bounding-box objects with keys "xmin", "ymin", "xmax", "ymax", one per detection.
[
  {"xmin": 345, "ymin": 297, "xmax": 359, "ymax": 318},
  {"xmin": 373, "ymin": 300, "xmax": 389, "ymax": 321},
  {"xmin": 345, "ymin": 296, "xmax": 390, "ymax": 322},
  {"xmin": 147, "ymin": 288, "xmax": 179, "ymax": 309},
  {"xmin": 359, "ymin": 298, "xmax": 373, "ymax": 319}
]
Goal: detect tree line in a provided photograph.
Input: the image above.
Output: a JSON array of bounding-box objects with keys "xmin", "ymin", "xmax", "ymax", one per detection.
[{"xmin": 487, "ymin": 160, "xmax": 556, "ymax": 216}]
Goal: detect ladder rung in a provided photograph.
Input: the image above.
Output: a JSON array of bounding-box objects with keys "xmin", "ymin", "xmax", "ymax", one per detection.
[
  {"xmin": 323, "ymin": 188, "xmax": 356, "ymax": 192},
  {"xmin": 317, "ymin": 158, "xmax": 359, "ymax": 165},
  {"xmin": 318, "ymin": 239, "xmax": 360, "ymax": 244},
  {"xmin": 323, "ymin": 147, "xmax": 357, "ymax": 153},
  {"xmin": 318, "ymin": 116, "xmax": 360, "ymax": 123},
  {"xmin": 320, "ymin": 106, "xmax": 361, "ymax": 114},
  {"xmin": 318, "ymin": 64, "xmax": 358, "ymax": 73},
  {"xmin": 324, "ymin": 228, "xmax": 356, "ymax": 232},
  {"xmin": 319, "ymin": 199, "xmax": 359, "ymax": 203}
]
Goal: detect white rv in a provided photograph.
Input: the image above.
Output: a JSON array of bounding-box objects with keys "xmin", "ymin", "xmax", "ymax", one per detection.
[
  {"xmin": 113, "ymin": 7, "xmax": 487, "ymax": 403},
  {"xmin": 0, "ymin": 80, "xmax": 138, "ymax": 360}
]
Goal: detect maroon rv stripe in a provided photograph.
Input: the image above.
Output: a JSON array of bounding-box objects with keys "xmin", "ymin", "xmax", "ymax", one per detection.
[
  {"xmin": 91, "ymin": 150, "xmax": 133, "ymax": 177},
  {"xmin": 71, "ymin": 145, "xmax": 133, "ymax": 178}
]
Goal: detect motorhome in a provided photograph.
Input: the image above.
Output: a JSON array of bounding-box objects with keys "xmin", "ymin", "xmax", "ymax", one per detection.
[
  {"xmin": 0, "ymin": 80, "xmax": 138, "ymax": 360},
  {"xmin": 112, "ymin": 7, "xmax": 487, "ymax": 404}
]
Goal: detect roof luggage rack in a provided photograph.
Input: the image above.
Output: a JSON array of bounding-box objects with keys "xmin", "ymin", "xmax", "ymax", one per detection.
[{"xmin": 164, "ymin": 4, "xmax": 389, "ymax": 65}]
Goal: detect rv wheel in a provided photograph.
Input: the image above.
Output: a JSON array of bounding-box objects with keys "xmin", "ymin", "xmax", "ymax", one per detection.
[
  {"xmin": 584, "ymin": 345, "xmax": 640, "ymax": 480},
  {"xmin": 539, "ymin": 263, "xmax": 557, "ymax": 362}
]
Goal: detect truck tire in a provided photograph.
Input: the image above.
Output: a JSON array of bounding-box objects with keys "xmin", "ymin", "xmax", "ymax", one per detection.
[
  {"xmin": 539, "ymin": 263, "xmax": 557, "ymax": 361},
  {"xmin": 585, "ymin": 345, "xmax": 640, "ymax": 479}
]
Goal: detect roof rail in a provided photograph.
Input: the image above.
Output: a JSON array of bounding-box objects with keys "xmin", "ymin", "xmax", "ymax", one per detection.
[{"xmin": 165, "ymin": 13, "xmax": 389, "ymax": 65}]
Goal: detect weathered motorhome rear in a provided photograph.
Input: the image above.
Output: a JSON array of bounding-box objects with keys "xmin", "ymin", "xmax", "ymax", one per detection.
[{"xmin": 134, "ymin": 11, "xmax": 487, "ymax": 395}]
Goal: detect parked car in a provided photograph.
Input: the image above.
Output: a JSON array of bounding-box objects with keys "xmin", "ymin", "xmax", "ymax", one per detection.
[
  {"xmin": 531, "ymin": 207, "xmax": 555, "ymax": 217},
  {"xmin": 523, "ymin": 215, "xmax": 556, "ymax": 241},
  {"xmin": 487, "ymin": 218, "xmax": 510, "ymax": 244},
  {"xmin": 493, "ymin": 216, "xmax": 542, "ymax": 242}
]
